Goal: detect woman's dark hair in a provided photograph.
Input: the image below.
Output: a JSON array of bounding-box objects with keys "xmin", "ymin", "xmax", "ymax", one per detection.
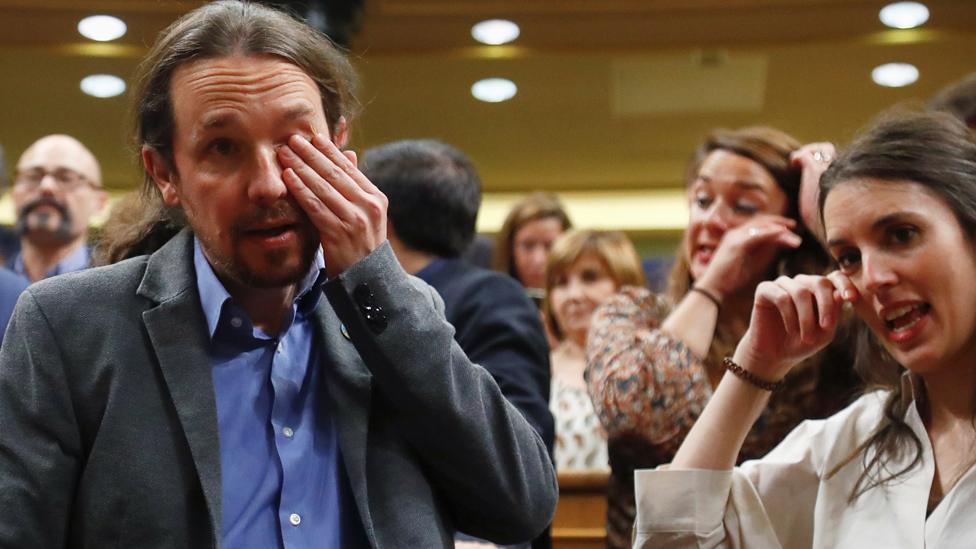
[{"xmin": 819, "ymin": 109, "xmax": 976, "ymax": 500}]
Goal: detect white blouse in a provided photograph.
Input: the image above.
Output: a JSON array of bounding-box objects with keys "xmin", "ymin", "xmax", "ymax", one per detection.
[
  {"xmin": 550, "ymin": 376, "xmax": 609, "ymax": 472},
  {"xmin": 634, "ymin": 382, "xmax": 976, "ymax": 548}
]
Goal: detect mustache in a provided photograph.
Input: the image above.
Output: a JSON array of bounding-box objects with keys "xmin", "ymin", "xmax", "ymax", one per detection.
[
  {"xmin": 18, "ymin": 196, "xmax": 70, "ymax": 221},
  {"xmin": 230, "ymin": 200, "xmax": 312, "ymax": 235},
  {"xmin": 15, "ymin": 196, "xmax": 74, "ymax": 241}
]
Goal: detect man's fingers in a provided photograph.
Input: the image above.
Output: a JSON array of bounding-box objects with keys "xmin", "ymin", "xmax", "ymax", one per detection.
[
  {"xmin": 309, "ymin": 134, "xmax": 383, "ymax": 197},
  {"xmin": 281, "ymin": 167, "xmax": 344, "ymax": 230}
]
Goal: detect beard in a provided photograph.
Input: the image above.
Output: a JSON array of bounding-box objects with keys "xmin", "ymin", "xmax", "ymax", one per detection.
[
  {"xmin": 15, "ymin": 197, "xmax": 74, "ymax": 242},
  {"xmin": 195, "ymin": 200, "xmax": 321, "ymax": 290}
]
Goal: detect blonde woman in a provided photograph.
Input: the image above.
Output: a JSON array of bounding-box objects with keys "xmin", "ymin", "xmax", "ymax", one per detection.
[{"xmin": 543, "ymin": 230, "xmax": 644, "ymax": 471}]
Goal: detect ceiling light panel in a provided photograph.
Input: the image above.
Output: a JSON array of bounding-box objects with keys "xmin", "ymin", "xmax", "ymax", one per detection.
[
  {"xmin": 471, "ymin": 78, "xmax": 517, "ymax": 102},
  {"xmin": 871, "ymin": 63, "xmax": 919, "ymax": 87},
  {"xmin": 78, "ymin": 15, "xmax": 127, "ymax": 42},
  {"xmin": 879, "ymin": 2, "xmax": 930, "ymax": 29},
  {"xmin": 80, "ymin": 74, "xmax": 127, "ymax": 98},
  {"xmin": 471, "ymin": 19, "xmax": 520, "ymax": 45}
]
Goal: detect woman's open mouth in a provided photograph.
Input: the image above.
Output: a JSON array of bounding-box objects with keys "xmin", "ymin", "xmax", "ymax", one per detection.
[{"xmin": 883, "ymin": 302, "xmax": 931, "ymax": 343}]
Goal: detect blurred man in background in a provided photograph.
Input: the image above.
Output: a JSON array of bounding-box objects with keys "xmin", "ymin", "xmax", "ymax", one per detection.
[
  {"xmin": 363, "ymin": 139, "xmax": 555, "ymax": 549},
  {"xmin": 9, "ymin": 134, "xmax": 106, "ymax": 282}
]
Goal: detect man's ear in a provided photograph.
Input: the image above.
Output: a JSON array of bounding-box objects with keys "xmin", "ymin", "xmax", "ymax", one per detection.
[
  {"xmin": 331, "ymin": 116, "xmax": 349, "ymax": 149},
  {"xmin": 142, "ymin": 146, "xmax": 180, "ymax": 206}
]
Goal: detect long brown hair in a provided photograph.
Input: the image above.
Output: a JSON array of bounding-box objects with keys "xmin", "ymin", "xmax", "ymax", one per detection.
[
  {"xmin": 819, "ymin": 109, "xmax": 976, "ymax": 500},
  {"xmin": 100, "ymin": 0, "xmax": 359, "ymax": 262},
  {"xmin": 665, "ymin": 126, "xmax": 829, "ymax": 367},
  {"xmin": 493, "ymin": 192, "xmax": 573, "ymax": 283}
]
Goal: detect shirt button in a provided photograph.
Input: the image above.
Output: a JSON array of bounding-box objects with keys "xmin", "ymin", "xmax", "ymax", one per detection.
[
  {"xmin": 276, "ymin": 343, "xmax": 283, "ymax": 354},
  {"xmin": 230, "ymin": 317, "xmax": 242, "ymax": 328},
  {"xmin": 282, "ymin": 426, "xmax": 294, "ymax": 438},
  {"xmin": 289, "ymin": 513, "xmax": 301, "ymax": 526}
]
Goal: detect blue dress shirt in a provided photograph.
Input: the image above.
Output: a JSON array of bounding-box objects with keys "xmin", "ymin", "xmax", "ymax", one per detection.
[
  {"xmin": 0, "ymin": 267, "xmax": 28, "ymax": 345},
  {"xmin": 10, "ymin": 244, "xmax": 90, "ymax": 280},
  {"xmin": 194, "ymin": 240, "xmax": 367, "ymax": 548}
]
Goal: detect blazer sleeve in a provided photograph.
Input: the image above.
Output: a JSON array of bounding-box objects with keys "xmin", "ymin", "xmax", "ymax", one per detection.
[
  {"xmin": 0, "ymin": 290, "xmax": 83, "ymax": 547},
  {"xmin": 448, "ymin": 272, "xmax": 554, "ymax": 453},
  {"xmin": 322, "ymin": 243, "xmax": 558, "ymax": 544}
]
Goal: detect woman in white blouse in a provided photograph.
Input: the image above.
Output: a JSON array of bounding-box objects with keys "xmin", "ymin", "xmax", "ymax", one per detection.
[{"xmin": 634, "ymin": 110, "xmax": 976, "ymax": 548}]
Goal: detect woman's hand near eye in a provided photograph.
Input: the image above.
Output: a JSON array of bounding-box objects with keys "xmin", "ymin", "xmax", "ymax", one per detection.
[{"xmin": 695, "ymin": 214, "xmax": 802, "ymax": 301}]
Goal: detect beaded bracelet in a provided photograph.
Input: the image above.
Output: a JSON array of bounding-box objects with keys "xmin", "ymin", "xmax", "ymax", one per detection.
[
  {"xmin": 722, "ymin": 356, "xmax": 784, "ymax": 392},
  {"xmin": 690, "ymin": 286, "xmax": 722, "ymax": 310}
]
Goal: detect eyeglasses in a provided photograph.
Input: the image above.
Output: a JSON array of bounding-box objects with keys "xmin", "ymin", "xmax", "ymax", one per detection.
[{"xmin": 14, "ymin": 168, "xmax": 95, "ymax": 190}]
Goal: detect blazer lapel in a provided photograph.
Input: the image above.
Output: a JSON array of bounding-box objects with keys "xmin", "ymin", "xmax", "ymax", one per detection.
[
  {"xmin": 312, "ymin": 302, "xmax": 376, "ymax": 542},
  {"xmin": 137, "ymin": 231, "xmax": 223, "ymax": 546}
]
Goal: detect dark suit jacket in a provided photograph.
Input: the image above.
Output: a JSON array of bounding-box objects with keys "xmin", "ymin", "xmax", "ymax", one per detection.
[
  {"xmin": 0, "ymin": 231, "xmax": 557, "ymax": 548},
  {"xmin": 419, "ymin": 258, "xmax": 554, "ymax": 452},
  {"xmin": 0, "ymin": 267, "xmax": 27, "ymax": 345}
]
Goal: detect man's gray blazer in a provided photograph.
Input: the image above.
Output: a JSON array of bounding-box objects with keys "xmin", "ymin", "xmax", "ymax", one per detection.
[{"xmin": 0, "ymin": 231, "xmax": 557, "ymax": 548}]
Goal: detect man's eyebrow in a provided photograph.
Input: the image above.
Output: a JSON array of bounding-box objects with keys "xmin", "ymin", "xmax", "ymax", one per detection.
[
  {"xmin": 283, "ymin": 105, "xmax": 316, "ymax": 122},
  {"xmin": 198, "ymin": 105, "xmax": 315, "ymax": 131},
  {"xmin": 200, "ymin": 112, "xmax": 237, "ymax": 131}
]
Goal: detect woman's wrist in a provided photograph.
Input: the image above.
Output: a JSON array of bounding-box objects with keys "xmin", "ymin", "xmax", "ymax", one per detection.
[
  {"xmin": 730, "ymin": 347, "xmax": 791, "ymax": 384},
  {"xmin": 689, "ymin": 286, "xmax": 722, "ymax": 310}
]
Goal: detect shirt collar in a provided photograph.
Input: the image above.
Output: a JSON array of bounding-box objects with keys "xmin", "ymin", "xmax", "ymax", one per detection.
[
  {"xmin": 12, "ymin": 244, "xmax": 90, "ymax": 279},
  {"xmin": 193, "ymin": 237, "xmax": 325, "ymax": 341}
]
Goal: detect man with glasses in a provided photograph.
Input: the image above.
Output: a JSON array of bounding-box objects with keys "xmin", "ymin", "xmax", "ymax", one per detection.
[{"xmin": 9, "ymin": 134, "xmax": 106, "ymax": 281}]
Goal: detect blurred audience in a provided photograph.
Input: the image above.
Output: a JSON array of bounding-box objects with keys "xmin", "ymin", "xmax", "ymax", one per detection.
[
  {"xmin": 494, "ymin": 192, "xmax": 572, "ymax": 303},
  {"xmin": 543, "ymin": 229, "xmax": 644, "ymax": 471},
  {"xmin": 8, "ymin": 135, "xmax": 106, "ymax": 281},
  {"xmin": 585, "ymin": 126, "xmax": 860, "ymax": 548},
  {"xmin": 362, "ymin": 139, "xmax": 554, "ymax": 549}
]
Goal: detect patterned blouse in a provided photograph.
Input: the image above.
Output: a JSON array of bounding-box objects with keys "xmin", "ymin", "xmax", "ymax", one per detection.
[{"xmin": 585, "ymin": 286, "xmax": 860, "ymax": 549}]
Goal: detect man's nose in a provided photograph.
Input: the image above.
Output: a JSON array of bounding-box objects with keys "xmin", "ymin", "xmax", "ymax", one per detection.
[
  {"xmin": 248, "ymin": 148, "xmax": 288, "ymax": 204},
  {"xmin": 36, "ymin": 173, "xmax": 61, "ymax": 195}
]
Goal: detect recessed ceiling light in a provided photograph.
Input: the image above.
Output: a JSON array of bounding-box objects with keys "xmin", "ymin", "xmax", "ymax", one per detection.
[
  {"xmin": 80, "ymin": 74, "xmax": 127, "ymax": 98},
  {"xmin": 872, "ymin": 63, "xmax": 919, "ymax": 87},
  {"xmin": 78, "ymin": 15, "xmax": 127, "ymax": 42},
  {"xmin": 471, "ymin": 78, "xmax": 517, "ymax": 103},
  {"xmin": 879, "ymin": 2, "xmax": 929, "ymax": 29},
  {"xmin": 471, "ymin": 19, "xmax": 520, "ymax": 45}
]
